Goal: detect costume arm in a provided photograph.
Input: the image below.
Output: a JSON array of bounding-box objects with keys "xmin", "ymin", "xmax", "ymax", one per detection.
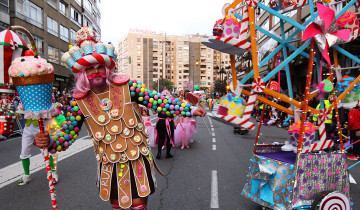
[
  {"xmin": 48, "ymin": 100, "xmax": 85, "ymax": 152},
  {"xmin": 128, "ymin": 79, "xmax": 194, "ymax": 117},
  {"xmin": 348, "ymin": 111, "xmax": 355, "ymax": 129}
]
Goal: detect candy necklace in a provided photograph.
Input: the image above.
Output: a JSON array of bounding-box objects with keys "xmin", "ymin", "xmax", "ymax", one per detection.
[{"xmin": 92, "ymin": 86, "xmax": 112, "ymax": 111}]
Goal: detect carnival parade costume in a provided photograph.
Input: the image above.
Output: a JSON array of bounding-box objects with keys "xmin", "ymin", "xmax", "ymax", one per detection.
[{"xmin": 60, "ymin": 26, "xmax": 200, "ymax": 209}]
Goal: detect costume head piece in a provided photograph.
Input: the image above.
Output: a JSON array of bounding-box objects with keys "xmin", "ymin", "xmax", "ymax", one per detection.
[{"xmin": 61, "ymin": 26, "xmax": 116, "ymax": 73}]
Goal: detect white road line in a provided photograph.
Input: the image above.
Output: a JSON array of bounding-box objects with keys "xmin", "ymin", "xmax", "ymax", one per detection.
[
  {"xmin": 0, "ymin": 136, "xmax": 93, "ymax": 188},
  {"xmin": 211, "ymin": 128, "xmax": 214, "ymax": 132},
  {"xmin": 211, "ymin": 170, "xmax": 219, "ymax": 208},
  {"xmin": 207, "ymin": 116, "xmax": 213, "ymax": 125},
  {"xmin": 210, "ymin": 124, "xmax": 213, "ymax": 128},
  {"xmin": 212, "ymin": 145, "xmax": 216, "ymax": 150},
  {"xmin": 212, "ymin": 138, "xmax": 216, "ymax": 143},
  {"xmin": 212, "ymin": 132, "xmax": 216, "ymax": 137}
]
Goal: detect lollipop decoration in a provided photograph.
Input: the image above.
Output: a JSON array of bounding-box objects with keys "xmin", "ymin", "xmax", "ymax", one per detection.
[
  {"xmin": 99, "ymin": 98, "xmax": 112, "ymax": 111},
  {"xmin": 9, "ymin": 53, "xmax": 58, "ymax": 210}
]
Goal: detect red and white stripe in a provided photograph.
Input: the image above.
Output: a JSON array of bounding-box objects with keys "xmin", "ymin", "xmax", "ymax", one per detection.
[
  {"xmin": 219, "ymin": 90, "xmax": 256, "ymax": 130},
  {"xmin": 252, "ymin": 78, "xmax": 265, "ymax": 93},
  {"xmin": 319, "ymin": 108, "xmax": 330, "ymax": 122},
  {"xmin": 215, "ymin": 35, "xmax": 251, "ymax": 50},
  {"xmin": 303, "ymin": 120, "xmax": 334, "ymax": 153},
  {"xmin": 245, "ymin": 0, "xmax": 259, "ymax": 7},
  {"xmin": 43, "ymin": 148, "xmax": 57, "ymax": 210},
  {"xmin": 0, "ymin": 30, "xmax": 27, "ymax": 83},
  {"xmin": 72, "ymin": 53, "xmax": 115, "ymax": 73}
]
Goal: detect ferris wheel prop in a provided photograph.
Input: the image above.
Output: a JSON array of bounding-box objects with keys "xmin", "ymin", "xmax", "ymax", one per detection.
[{"xmin": 203, "ymin": 0, "xmax": 360, "ymax": 208}]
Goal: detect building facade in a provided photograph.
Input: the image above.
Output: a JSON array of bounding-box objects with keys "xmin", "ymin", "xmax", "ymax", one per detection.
[
  {"xmin": 118, "ymin": 32, "xmax": 231, "ymax": 92},
  {"xmin": 0, "ymin": 0, "xmax": 9, "ymax": 31},
  {"xmin": 8, "ymin": 0, "xmax": 101, "ymax": 90}
]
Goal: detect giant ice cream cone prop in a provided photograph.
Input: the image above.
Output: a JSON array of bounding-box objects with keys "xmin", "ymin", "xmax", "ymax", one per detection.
[{"xmin": 9, "ymin": 53, "xmax": 58, "ymax": 210}]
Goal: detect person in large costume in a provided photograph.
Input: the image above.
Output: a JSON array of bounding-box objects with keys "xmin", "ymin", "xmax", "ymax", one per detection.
[{"xmin": 34, "ymin": 26, "xmax": 206, "ymax": 210}]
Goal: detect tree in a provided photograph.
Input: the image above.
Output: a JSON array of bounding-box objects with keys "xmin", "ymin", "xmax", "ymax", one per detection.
[
  {"xmin": 152, "ymin": 79, "xmax": 174, "ymax": 91},
  {"xmin": 183, "ymin": 80, "xmax": 194, "ymax": 92},
  {"xmin": 214, "ymin": 79, "xmax": 227, "ymax": 94}
]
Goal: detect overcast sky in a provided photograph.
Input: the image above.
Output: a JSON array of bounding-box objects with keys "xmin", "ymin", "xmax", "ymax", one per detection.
[{"xmin": 99, "ymin": 0, "xmax": 229, "ymax": 49}]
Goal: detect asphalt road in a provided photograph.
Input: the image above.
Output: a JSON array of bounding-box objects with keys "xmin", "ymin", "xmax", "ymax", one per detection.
[{"xmin": 0, "ymin": 114, "xmax": 359, "ymax": 210}]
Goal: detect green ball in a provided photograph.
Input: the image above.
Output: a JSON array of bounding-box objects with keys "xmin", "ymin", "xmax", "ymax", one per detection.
[
  {"xmin": 157, "ymin": 99, "xmax": 162, "ymax": 104},
  {"xmin": 149, "ymin": 93, "xmax": 154, "ymax": 97},
  {"xmin": 139, "ymin": 92, "xmax": 144, "ymax": 97},
  {"xmin": 58, "ymin": 133, "xmax": 64, "ymax": 137},
  {"xmin": 181, "ymin": 111, "xmax": 186, "ymax": 115},
  {"xmin": 66, "ymin": 117, "xmax": 70, "ymax": 121},
  {"xmin": 71, "ymin": 139, "xmax": 75, "ymax": 143},
  {"xmin": 52, "ymin": 135, "xmax": 58, "ymax": 140},
  {"xmin": 74, "ymin": 134, "xmax": 78, "ymax": 139},
  {"xmin": 162, "ymin": 108, "xmax": 167, "ymax": 112},
  {"xmin": 131, "ymin": 92, "xmax": 136, "ymax": 97},
  {"xmin": 76, "ymin": 115, "xmax": 82, "ymax": 121},
  {"xmin": 153, "ymin": 101, "xmax": 158, "ymax": 106},
  {"xmin": 65, "ymin": 129, "xmax": 70, "ymax": 134},
  {"xmin": 70, "ymin": 116, "xmax": 76, "ymax": 121},
  {"xmin": 145, "ymin": 88, "xmax": 148, "ymax": 92},
  {"xmin": 137, "ymin": 84, "xmax": 141, "ymax": 89},
  {"xmin": 69, "ymin": 125, "xmax": 74, "ymax": 130},
  {"xmin": 166, "ymin": 96, "xmax": 170, "ymax": 99},
  {"xmin": 151, "ymin": 108, "xmax": 155, "ymax": 112},
  {"xmin": 70, "ymin": 131, "xmax": 76, "ymax": 136},
  {"xmin": 73, "ymin": 106, "xmax": 79, "ymax": 112},
  {"xmin": 56, "ymin": 145, "xmax": 62, "ymax": 151},
  {"xmin": 184, "ymin": 107, "xmax": 189, "ymax": 112},
  {"xmin": 177, "ymin": 102, "xmax": 181, "ymax": 106},
  {"xmin": 129, "ymin": 81, "xmax": 133, "ymax": 86},
  {"xmin": 166, "ymin": 111, "xmax": 171, "ymax": 116},
  {"xmin": 153, "ymin": 91, "xmax": 157, "ymax": 95}
]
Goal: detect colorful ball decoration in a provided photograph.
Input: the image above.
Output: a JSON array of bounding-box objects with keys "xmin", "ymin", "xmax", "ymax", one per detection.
[
  {"xmin": 321, "ymin": 79, "xmax": 333, "ymax": 93},
  {"xmin": 49, "ymin": 100, "xmax": 83, "ymax": 154}
]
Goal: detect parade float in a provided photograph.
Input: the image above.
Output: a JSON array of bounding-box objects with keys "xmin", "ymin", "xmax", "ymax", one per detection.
[{"xmin": 203, "ymin": 0, "xmax": 360, "ymax": 209}]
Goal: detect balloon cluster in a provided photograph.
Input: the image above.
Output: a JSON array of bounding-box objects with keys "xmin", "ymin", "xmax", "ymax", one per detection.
[
  {"xmin": 49, "ymin": 100, "xmax": 83, "ymax": 154},
  {"xmin": 128, "ymin": 80, "xmax": 192, "ymax": 116}
]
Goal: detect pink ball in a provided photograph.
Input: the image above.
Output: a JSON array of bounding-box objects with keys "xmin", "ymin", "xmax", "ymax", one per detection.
[
  {"xmin": 147, "ymin": 103, "xmax": 152, "ymax": 108},
  {"xmin": 180, "ymin": 107, "xmax": 184, "ymax": 111},
  {"xmin": 52, "ymin": 143, "xmax": 57, "ymax": 148},
  {"xmin": 77, "ymin": 110, "xmax": 82, "ymax": 115},
  {"xmin": 58, "ymin": 138, "xmax": 63, "ymax": 144},
  {"xmin": 154, "ymin": 95, "xmax": 159, "ymax": 100},
  {"xmin": 50, "ymin": 149, "xmax": 56, "ymax": 154},
  {"xmin": 64, "ymin": 141, "xmax": 69, "ymax": 147},
  {"xmin": 68, "ymin": 134, "xmax": 73, "ymax": 139},
  {"xmin": 74, "ymin": 127, "xmax": 79, "ymax": 132},
  {"xmin": 161, "ymin": 111, "xmax": 165, "ymax": 115},
  {"xmin": 130, "ymin": 86, "xmax": 135, "ymax": 91},
  {"xmin": 132, "ymin": 79, "xmax": 137, "ymax": 83},
  {"xmin": 170, "ymin": 98, "xmax": 175, "ymax": 101},
  {"xmin": 144, "ymin": 92, "xmax": 149, "ymax": 96},
  {"xmin": 160, "ymin": 96, "xmax": 165, "ymax": 100},
  {"xmin": 67, "ymin": 121, "xmax": 72, "ymax": 125},
  {"xmin": 144, "ymin": 96, "xmax": 150, "ymax": 101},
  {"xmin": 172, "ymin": 100, "xmax": 177, "ymax": 105},
  {"xmin": 136, "ymin": 88, "xmax": 141, "ymax": 93},
  {"xmin": 175, "ymin": 110, "xmax": 180, "ymax": 115},
  {"xmin": 160, "ymin": 103, "xmax": 165, "ymax": 108},
  {"xmin": 170, "ymin": 105, "xmax": 174, "ymax": 110}
]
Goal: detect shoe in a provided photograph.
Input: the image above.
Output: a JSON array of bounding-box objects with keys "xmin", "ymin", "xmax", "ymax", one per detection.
[
  {"xmin": 156, "ymin": 151, "xmax": 161, "ymax": 159},
  {"xmin": 281, "ymin": 143, "xmax": 296, "ymax": 152},
  {"xmin": 165, "ymin": 153, "xmax": 173, "ymax": 158},
  {"xmin": 347, "ymin": 155, "xmax": 359, "ymax": 160},
  {"xmin": 52, "ymin": 171, "xmax": 58, "ymax": 184},
  {"xmin": 18, "ymin": 174, "xmax": 31, "ymax": 186}
]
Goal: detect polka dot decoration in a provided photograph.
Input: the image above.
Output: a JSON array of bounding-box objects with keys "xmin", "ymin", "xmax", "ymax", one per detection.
[
  {"xmin": 129, "ymin": 80, "xmax": 191, "ymax": 117},
  {"xmin": 49, "ymin": 100, "xmax": 84, "ymax": 154},
  {"xmin": 241, "ymin": 154, "xmax": 296, "ymax": 209},
  {"xmin": 292, "ymin": 153, "xmax": 350, "ymax": 205},
  {"xmin": 16, "ymin": 83, "xmax": 53, "ymax": 112}
]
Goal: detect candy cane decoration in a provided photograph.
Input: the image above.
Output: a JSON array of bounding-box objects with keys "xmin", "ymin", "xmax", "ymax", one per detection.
[
  {"xmin": 219, "ymin": 90, "xmax": 256, "ymax": 130},
  {"xmin": 9, "ymin": 26, "xmax": 38, "ymax": 56},
  {"xmin": 245, "ymin": 0, "xmax": 259, "ymax": 7},
  {"xmin": 252, "ymin": 78, "xmax": 265, "ymax": 93},
  {"xmin": 319, "ymin": 108, "xmax": 330, "ymax": 122},
  {"xmin": 319, "ymin": 191, "xmax": 350, "ymax": 210},
  {"xmin": 303, "ymin": 120, "xmax": 334, "ymax": 153}
]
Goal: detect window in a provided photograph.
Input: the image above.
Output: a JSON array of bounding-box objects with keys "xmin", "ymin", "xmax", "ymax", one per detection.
[
  {"xmin": 0, "ymin": 0, "xmax": 9, "ymax": 13},
  {"xmin": 137, "ymin": 68, "xmax": 141, "ymax": 72},
  {"xmin": 137, "ymin": 74, "xmax": 141, "ymax": 78},
  {"xmin": 60, "ymin": 25, "xmax": 69, "ymax": 42},
  {"xmin": 137, "ymin": 38, "xmax": 141, "ymax": 42},
  {"xmin": 17, "ymin": 32, "xmax": 44, "ymax": 56},
  {"xmin": 48, "ymin": 46, "xmax": 59, "ymax": 63},
  {"xmin": 137, "ymin": 56, "xmax": 141, "ymax": 60},
  {"xmin": 47, "ymin": 17, "xmax": 58, "ymax": 37},
  {"xmin": 137, "ymin": 63, "xmax": 140, "ymax": 66},
  {"xmin": 70, "ymin": 7, "xmax": 82, "ymax": 26},
  {"xmin": 257, "ymin": 18, "xmax": 269, "ymax": 39},
  {"xmin": 59, "ymin": 1, "xmax": 67, "ymax": 16},
  {"xmin": 183, "ymin": 52, "xmax": 189, "ymax": 57},
  {"xmin": 47, "ymin": 0, "xmax": 57, "ymax": 8},
  {"xmin": 60, "ymin": 51, "xmax": 66, "ymax": 66},
  {"xmin": 183, "ymin": 41, "xmax": 189, "ymax": 45},
  {"xmin": 137, "ymin": 51, "xmax": 141, "ymax": 55},
  {"xmin": 84, "ymin": 0, "xmax": 92, "ymax": 12},
  {"xmin": 183, "ymin": 46, "xmax": 189, "ymax": 50},
  {"xmin": 83, "ymin": 16, "xmax": 92, "ymax": 28},
  {"xmin": 178, "ymin": 47, "xmax": 182, "ymax": 50},
  {"xmin": 16, "ymin": 0, "xmax": 43, "ymax": 28},
  {"xmin": 136, "ymin": 45, "xmax": 141, "ymax": 49},
  {"xmin": 74, "ymin": 0, "xmax": 81, "ymax": 6},
  {"xmin": 70, "ymin": 29, "xmax": 76, "ymax": 44}
]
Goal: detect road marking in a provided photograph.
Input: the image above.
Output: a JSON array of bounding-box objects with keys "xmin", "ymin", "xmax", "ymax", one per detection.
[
  {"xmin": 212, "ymin": 138, "xmax": 216, "ymax": 143},
  {"xmin": 0, "ymin": 136, "xmax": 93, "ymax": 188},
  {"xmin": 211, "ymin": 128, "xmax": 214, "ymax": 132},
  {"xmin": 212, "ymin": 132, "xmax": 216, "ymax": 137},
  {"xmin": 212, "ymin": 145, "xmax": 216, "ymax": 150},
  {"xmin": 211, "ymin": 170, "xmax": 219, "ymax": 208},
  {"xmin": 210, "ymin": 124, "xmax": 213, "ymax": 128},
  {"xmin": 207, "ymin": 116, "xmax": 213, "ymax": 125}
]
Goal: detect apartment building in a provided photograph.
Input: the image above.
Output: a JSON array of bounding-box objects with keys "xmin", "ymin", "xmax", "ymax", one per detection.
[
  {"xmin": 0, "ymin": 0, "xmax": 9, "ymax": 31},
  {"xmin": 118, "ymin": 32, "xmax": 231, "ymax": 92},
  {"xmin": 8, "ymin": 0, "xmax": 101, "ymax": 90}
]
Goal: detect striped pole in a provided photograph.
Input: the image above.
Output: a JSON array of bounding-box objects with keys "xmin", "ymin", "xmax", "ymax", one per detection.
[
  {"xmin": 38, "ymin": 118, "xmax": 58, "ymax": 210},
  {"xmin": 9, "ymin": 26, "xmax": 38, "ymax": 56}
]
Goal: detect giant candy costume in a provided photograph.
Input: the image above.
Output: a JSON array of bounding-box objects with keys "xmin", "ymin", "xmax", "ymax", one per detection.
[{"xmin": 61, "ymin": 26, "xmax": 196, "ymax": 209}]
